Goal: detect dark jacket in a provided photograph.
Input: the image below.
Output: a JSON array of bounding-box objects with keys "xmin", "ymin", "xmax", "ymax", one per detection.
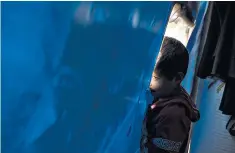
[{"xmin": 140, "ymin": 86, "xmax": 200, "ymax": 153}]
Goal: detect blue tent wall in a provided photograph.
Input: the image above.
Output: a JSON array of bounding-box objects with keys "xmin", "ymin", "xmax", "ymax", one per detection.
[
  {"xmin": 190, "ymin": 79, "xmax": 235, "ymax": 153},
  {"xmin": 182, "ymin": 2, "xmax": 207, "ymax": 94},
  {"xmin": 4, "ymin": 2, "xmax": 225, "ymax": 153},
  {"xmin": 2, "ymin": 2, "xmax": 172, "ymax": 153}
]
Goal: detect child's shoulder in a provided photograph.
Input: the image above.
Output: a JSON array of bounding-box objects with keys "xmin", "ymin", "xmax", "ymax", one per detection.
[{"xmin": 160, "ymin": 103, "xmax": 188, "ymax": 119}]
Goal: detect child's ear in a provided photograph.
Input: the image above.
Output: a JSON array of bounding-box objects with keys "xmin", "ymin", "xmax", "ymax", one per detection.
[{"xmin": 174, "ymin": 72, "xmax": 184, "ymax": 84}]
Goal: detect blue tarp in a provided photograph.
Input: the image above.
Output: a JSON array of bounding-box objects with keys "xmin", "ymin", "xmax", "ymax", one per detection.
[
  {"xmin": 2, "ymin": 2, "xmax": 172, "ymax": 153},
  {"xmin": 2, "ymin": 2, "xmax": 209, "ymax": 153}
]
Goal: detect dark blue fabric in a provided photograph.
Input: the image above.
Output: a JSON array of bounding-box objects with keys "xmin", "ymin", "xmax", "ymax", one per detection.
[{"xmin": 2, "ymin": 2, "xmax": 172, "ymax": 153}]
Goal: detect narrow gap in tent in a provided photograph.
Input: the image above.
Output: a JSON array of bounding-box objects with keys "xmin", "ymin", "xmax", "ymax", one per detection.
[{"xmin": 151, "ymin": 3, "xmax": 196, "ymax": 153}]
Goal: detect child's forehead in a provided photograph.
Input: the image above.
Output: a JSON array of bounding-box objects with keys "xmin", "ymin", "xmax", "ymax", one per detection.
[
  {"xmin": 152, "ymin": 71, "xmax": 158, "ymax": 77},
  {"xmin": 152, "ymin": 70, "xmax": 169, "ymax": 80},
  {"xmin": 152, "ymin": 69, "xmax": 162, "ymax": 76}
]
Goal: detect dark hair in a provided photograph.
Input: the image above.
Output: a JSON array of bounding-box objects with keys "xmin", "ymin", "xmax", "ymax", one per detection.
[{"xmin": 155, "ymin": 36, "xmax": 189, "ymax": 80}]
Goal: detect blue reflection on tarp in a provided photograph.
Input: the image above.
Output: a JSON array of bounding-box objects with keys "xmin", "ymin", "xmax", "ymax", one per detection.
[{"xmin": 2, "ymin": 2, "xmax": 171, "ymax": 153}]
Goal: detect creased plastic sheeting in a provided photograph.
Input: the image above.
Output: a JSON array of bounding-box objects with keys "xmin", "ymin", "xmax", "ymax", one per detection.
[{"xmin": 2, "ymin": 2, "xmax": 171, "ymax": 153}]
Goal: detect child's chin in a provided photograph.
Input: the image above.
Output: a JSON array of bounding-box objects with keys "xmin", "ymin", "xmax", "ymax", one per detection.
[
  {"xmin": 150, "ymin": 89, "xmax": 156, "ymax": 93},
  {"xmin": 150, "ymin": 91, "xmax": 160, "ymax": 97},
  {"xmin": 151, "ymin": 91, "xmax": 165, "ymax": 98}
]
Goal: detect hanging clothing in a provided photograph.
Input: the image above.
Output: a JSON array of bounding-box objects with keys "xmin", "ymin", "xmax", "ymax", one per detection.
[
  {"xmin": 226, "ymin": 116, "xmax": 235, "ymax": 136},
  {"xmin": 196, "ymin": 2, "xmax": 235, "ymax": 115},
  {"xmin": 197, "ymin": 2, "xmax": 235, "ymax": 80},
  {"xmin": 219, "ymin": 78, "xmax": 235, "ymax": 115}
]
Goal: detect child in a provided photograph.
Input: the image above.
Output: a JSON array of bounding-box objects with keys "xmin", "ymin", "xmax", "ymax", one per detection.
[{"xmin": 140, "ymin": 37, "xmax": 200, "ymax": 153}]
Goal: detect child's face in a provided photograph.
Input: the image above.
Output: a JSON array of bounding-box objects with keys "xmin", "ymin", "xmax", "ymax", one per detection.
[{"xmin": 149, "ymin": 71, "xmax": 178, "ymax": 98}]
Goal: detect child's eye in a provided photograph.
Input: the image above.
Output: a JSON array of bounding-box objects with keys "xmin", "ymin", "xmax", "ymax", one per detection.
[{"xmin": 154, "ymin": 76, "xmax": 160, "ymax": 80}]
